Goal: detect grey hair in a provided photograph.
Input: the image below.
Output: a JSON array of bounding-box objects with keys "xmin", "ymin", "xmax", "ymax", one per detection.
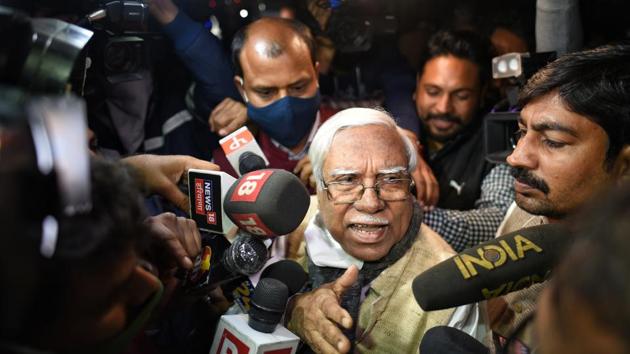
[{"xmin": 309, "ymin": 107, "xmax": 418, "ymax": 190}]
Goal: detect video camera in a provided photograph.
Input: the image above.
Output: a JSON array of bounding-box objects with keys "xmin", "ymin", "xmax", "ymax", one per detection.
[
  {"xmin": 75, "ymin": 0, "xmax": 153, "ymax": 82},
  {"xmin": 484, "ymin": 51, "xmax": 556, "ymax": 164}
]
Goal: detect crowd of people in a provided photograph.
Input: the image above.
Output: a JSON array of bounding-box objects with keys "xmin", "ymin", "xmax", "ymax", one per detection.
[{"xmin": 1, "ymin": 0, "xmax": 630, "ymax": 353}]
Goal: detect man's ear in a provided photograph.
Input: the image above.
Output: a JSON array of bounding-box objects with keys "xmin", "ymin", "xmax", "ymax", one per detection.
[
  {"xmin": 234, "ymin": 76, "xmax": 247, "ymax": 101},
  {"xmin": 611, "ymin": 145, "xmax": 630, "ymax": 184}
]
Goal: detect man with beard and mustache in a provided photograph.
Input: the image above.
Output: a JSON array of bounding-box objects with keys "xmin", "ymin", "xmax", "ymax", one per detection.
[
  {"xmin": 413, "ymin": 30, "xmax": 515, "ymax": 252},
  {"xmin": 485, "ymin": 44, "xmax": 630, "ymax": 352}
]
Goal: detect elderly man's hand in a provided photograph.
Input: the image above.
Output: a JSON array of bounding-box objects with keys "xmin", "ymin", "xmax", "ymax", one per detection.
[
  {"xmin": 294, "ymin": 156, "xmax": 316, "ymax": 190},
  {"xmin": 209, "ymin": 98, "xmax": 248, "ymax": 136},
  {"xmin": 398, "ymin": 128, "xmax": 439, "ymax": 208},
  {"xmin": 287, "ymin": 266, "xmax": 358, "ymax": 354},
  {"xmin": 122, "ymin": 154, "xmax": 219, "ymax": 213}
]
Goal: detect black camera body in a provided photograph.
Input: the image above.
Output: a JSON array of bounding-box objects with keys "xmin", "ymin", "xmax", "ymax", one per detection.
[
  {"xmin": 484, "ymin": 52, "xmax": 557, "ymax": 164},
  {"xmin": 78, "ymin": 0, "xmax": 151, "ymax": 80}
]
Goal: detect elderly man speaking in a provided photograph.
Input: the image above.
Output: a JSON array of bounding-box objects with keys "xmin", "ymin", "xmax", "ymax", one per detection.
[{"xmin": 286, "ymin": 108, "xmax": 478, "ymax": 353}]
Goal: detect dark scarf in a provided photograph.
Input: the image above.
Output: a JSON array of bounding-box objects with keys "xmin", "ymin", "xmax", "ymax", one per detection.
[{"xmin": 306, "ymin": 203, "xmax": 423, "ymax": 343}]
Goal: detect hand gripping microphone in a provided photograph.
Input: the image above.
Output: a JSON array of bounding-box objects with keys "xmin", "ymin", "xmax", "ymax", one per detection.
[
  {"xmin": 224, "ymin": 169, "xmax": 310, "ymax": 238},
  {"xmin": 413, "ymin": 224, "xmax": 570, "ymax": 311}
]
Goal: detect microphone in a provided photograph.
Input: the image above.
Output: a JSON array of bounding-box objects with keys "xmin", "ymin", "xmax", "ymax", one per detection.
[
  {"xmin": 420, "ymin": 326, "xmax": 489, "ymax": 354},
  {"xmin": 248, "ymin": 278, "xmax": 289, "ymax": 333},
  {"xmin": 180, "ymin": 232, "xmax": 269, "ymax": 296},
  {"xmin": 210, "ymin": 277, "xmax": 300, "ymax": 354},
  {"xmin": 219, "ymin": 126, "xmax": 270, "ymax": 176},
  {"xmin": 232, "ymin": 259, "xmax": 308, "ymax": 313},
  {"xmin": 260, "ymin": 259, "xmax": 309, "ymax": 296},
  {"xmin": 187, "ymin": 169, "xmax": 237, "ymax": 235},
  {"xmin": 238, "ymin": 151, "xmax": 266, "ymax": 175},
  {"xmin": 413, "ymin": 224, "xmax": 570, "ymax": 311},
  {"xmin": 224, "ymin": 169, "xmax": 310, "ymax": 238},
  {"xmin": 221, "ymin": 232, "xmax": 269, "ymax": 276}
]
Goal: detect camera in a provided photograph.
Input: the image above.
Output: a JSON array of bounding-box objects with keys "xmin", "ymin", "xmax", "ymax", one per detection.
[
  {"xmin": 77, "ymin": 0, "xmax": 151, "ymax": 81},
  {"xmin": 484, "ymin": 51, "xmax": 556, "ymax": 164}
]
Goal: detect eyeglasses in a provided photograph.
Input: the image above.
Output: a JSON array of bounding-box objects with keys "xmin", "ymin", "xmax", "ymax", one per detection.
[{"xmin": 322, "ymin": 174, "xmax": 414, "ymax": 204}]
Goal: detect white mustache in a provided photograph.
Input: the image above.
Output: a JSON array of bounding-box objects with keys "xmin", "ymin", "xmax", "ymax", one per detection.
[{"xmin": 348, "ymin": 215, "xmax": 389, "ymax": 225}]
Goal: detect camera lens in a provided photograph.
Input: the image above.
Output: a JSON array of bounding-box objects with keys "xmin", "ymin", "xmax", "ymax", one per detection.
[{"xmin": 103, "ymin": 39, "xmax": 142, "ymax": 74}]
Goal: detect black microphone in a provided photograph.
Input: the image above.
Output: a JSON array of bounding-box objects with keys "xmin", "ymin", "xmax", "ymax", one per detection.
[
  {"xmin": 413, "ymin": 224, "xmax": 570, "ymax": 311},
  {"xmin": 248, "ymin": 278, "xmax": 289, "ymax": 333},
  {"xmin": 221, "ymin": 232, "xmax": 269, "ymax": 276},
  {"xmin": 420, "ymin": 326, "xmax": 489, "ymax": 354},
  {"xmin": 224, "ymin": 169, "xmax": 310, "ymax": 238},
  {"xmin": 260, "ymin": 260, "xmax": 309, "ymax": 296},
  {"xmin": 210, "ymin": 278, "xmax": 300, "ymax": 353},
  {"xmin": 179, "ymin": 232, "xmax": 269, "ymax": 294},
  {"xmin": 238, "ymin": 151, "xmax": 266, "ymax": 175},
  {"xmin": 219, "ymin": 126, "xmax": 269, "ymax": 176}
]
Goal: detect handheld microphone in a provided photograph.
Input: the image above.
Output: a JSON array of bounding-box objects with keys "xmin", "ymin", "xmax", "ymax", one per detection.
[
  {"xmin": 221, "ymin": 232, "xmax": 269, "ymax": 276},
  {"xmin": 260, "ymin": 259, "xmax": 308, "ymax": 296},
  {"xmin": 232, "ymin": 259, "xmax": 308, "ymax": 313},
  {"xmin": 420, "ymin": 326, "xmax": 489, "ymax": 354},
  {"xmin": 248, "ymin": 278, "xmax": 289, "ymax": 333},
  {"xmin": 210, "ymin": 278, "xmax": 300, "ymax": 354},
  {"xmin": 187, "ymin": 169, "xmax": 237, "ymax": 234},
  {"xmin": 219, "ymin": 126, "xmax": 270, "ymax": 176},
  {"xmin": 180, "ymin": 231, "xmax": 270, "ymax": 297},
  {"xmin": 224, "ymin": 169, "xmax": 310, "ymax": 238},
  {"xmin": 413, "ymin": 224, "xmax": 570, "ymax": 311}
]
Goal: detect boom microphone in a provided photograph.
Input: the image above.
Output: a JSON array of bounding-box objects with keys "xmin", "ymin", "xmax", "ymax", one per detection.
[
  {"xmin": 224, "ymin": 169, "xmax": 310, "ymax": 238},
  {"xmin": 413, "ymin": 224, "xmax": 570, "ymax": 311}
]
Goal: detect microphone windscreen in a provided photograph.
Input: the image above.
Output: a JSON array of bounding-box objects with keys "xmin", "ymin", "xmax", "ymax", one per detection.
[
  {"xmin": 248, "ymin": 278, "xmax": 289, "ymax": 333},
  {"xmin": 413, "ymin": 224, "xmax": 570, "ymax": 311},
  {"xmin": 420, "ymin": 326, "xmax": 489, "ymax": 354},
  {"xmin": 222, "ymin": 233, "xmax": 269, "ymax": 276},
  {"xmin": 260, "ymin": 260, "xmax": 308, "ymax": 296},
  {"xmin": 225, "ymin": 169, "xmax": 310, "ymax": 237},
  {"xmin": 238, "ymin": 151, "xmax": 266, "ymax": 175}
]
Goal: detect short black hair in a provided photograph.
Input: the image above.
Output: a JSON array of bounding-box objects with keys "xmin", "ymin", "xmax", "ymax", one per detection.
[
  {"xmin": 417, "ymin": 29, "xmax": 492, "ymax": 87},
  {"xmin": 13, "ymin": 158, "xmax": 150, "ymax": 343},
  {"xmin": 231, "ymin": 17, "xmax": 317, "ymax": 77},
  {"xmin": 551, "ymin": 184, "xmax": 630, "ymax": 349},
  {"xmin": 519, "ymin": 45, "xmax": 630, "ymax": 167}
]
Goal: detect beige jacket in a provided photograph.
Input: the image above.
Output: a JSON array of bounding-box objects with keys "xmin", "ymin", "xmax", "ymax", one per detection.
[
  {"xmin": 486, "ymin": 202, "xmax": 548, "ymax": 351},
  {"xmin": 354, "ymin": 224, "xmax": 457, "ymax": 353}
]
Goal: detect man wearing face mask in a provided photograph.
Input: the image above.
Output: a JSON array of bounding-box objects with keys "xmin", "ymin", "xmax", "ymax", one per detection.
[{"xmin": 210, "ymin": 17, "xmax": 323, "ymax": 177}]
